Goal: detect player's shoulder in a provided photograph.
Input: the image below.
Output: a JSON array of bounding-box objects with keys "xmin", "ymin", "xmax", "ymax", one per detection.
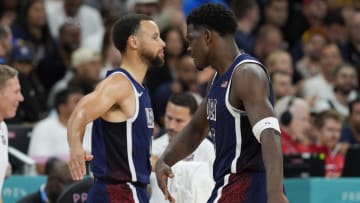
[{"xmin": 98, "ymin": 72, "xmax": 133, "ymax": 91}]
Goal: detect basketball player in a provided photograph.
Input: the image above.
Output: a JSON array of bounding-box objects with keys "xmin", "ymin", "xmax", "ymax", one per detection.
[
  {"xmin": 67, "ymin": 14, "xmax": 165, "ymax": 202},
  {"xmin": 155, "ymin": 4, "xmax": 288, "ymax": 203}
]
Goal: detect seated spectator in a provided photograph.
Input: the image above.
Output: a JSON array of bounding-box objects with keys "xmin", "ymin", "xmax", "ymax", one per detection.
[
  {"xmin": 151, "ymin": 92, "xmax": 214, "ymax": 169},
  {"xmin": 47, "ymin": 47, "xmax": 101, "ymax": 108},
  {"xmin": 275, "ymin": 96, "xmax": 315, "ymax": 154},
  {"xmin": 150, "ymin": 92, "xmax": 214, "ymax": 203},
  {"xmin": 17, "ymin": 158, "xmax": 74, "ymax": 203},
  {"xmin": 27, "ymin": 88, "xmax": 92, "ymax": 174},
  {"xmin": 339, "ymin": 98, "xmax": 360, "ymax": 153},
  {"xmin": 313, "ymin": 110, "xmax": 344, "ymax": 178}
]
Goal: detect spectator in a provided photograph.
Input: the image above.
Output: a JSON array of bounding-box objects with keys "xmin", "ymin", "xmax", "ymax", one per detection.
[
  {"xmin": 150, "ymin": 92, "xmax": 214, "ymax": 203},
  {"xmin": 324, "ymin": 9, "xmax": 347, "ymax": 56},
  {"xmin": 343, "ymin": 9, "xmax": 360, "ymax": 79},
  {"xmin": 284, "ymin": 0, "xmax": 327, "ymax": 50},
  {"xmin": 28, "ymin": 88, "xmax": 92, "ymax": 174},
  {"xmin": 152, "ymin": 54, "xmax": 200, "ymax": 126},
  {"xmin": 0, "ymin": 65, "xmax": 23, "ymax": 203},
  {"xmin": 275, "ymin": 96, "xmax": 314, "ymax": 154},
  {"xmin": 11, "ymin": 0, "xmax": 55, "ymax": 64},
  {"xmin": 295, "ymin": 27, "xmax": 328, "ymax": 79},
  {"xmin": 313, "ymin": 110, "xmax": 344, "ymax": 178},
  {"xmin": 303, "ymin": 43, "xmax": 343, "ymax": 102},
  {"xmin": 151, "ymin": 92, "xmax": 214, "ymax": 169},
  {"xmin": 37, "ymin": 22, "xmax": 81, "ymax": 92},
  {"xmin": 266, "ymin": 50, "xmax": 294, "ymax": 76},
  {"xmin": 313, "ymin": 63, "xmax": 358, "ymax": 117},
  {"xmin": 45, "ymin": 0, "xmax": 104, "ymax": 52},
  {"xmin": 270, "ymin": 71, "xmax": 295, "ymax": 103},
  {"xmin": 6, "ymin": 43, "xmax": 47, "ymax": 123},
  {"xmin": 0, "ymin": 0, "xmax": 19, "ymax": 26},
  {"xmin": 47, "ymin": 47, "xmax": 101, "ymax": 108},
  {"xmin": 17, "ymin": 158, "xmax": 74, "ymax": 203},
  {"xmin": 264, "ymin": 0, "xmax": 289, "ymax": 28},
  {"xmin": 253, "ymin": 24, "xmax": 284, "ymax": 62},
  {"xmin": 0, "ymin": 24, "xmax": 13, "ymax": 64},
  {"xmin": 339, "ymin": 98, "xmax": 360, "ymax": 153},
  {"xmin": 231, "ymin": 0, "xmax": 260, "ymax": 54}
]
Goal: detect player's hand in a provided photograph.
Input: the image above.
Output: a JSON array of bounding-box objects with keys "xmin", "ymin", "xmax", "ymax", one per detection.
[
  {"xmin": 267, "ymin": 192, "xmax": 289, "ymax": 203},
  {"xmin": 68, "ymin": 147, "xmax": 93, "ymax": 181},
  {"xmin": 155, "ymin": 158, "xmax": 175, "ymax": 203}
]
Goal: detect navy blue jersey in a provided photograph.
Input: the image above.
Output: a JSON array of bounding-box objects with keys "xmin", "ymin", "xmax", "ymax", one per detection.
[
  {"xmin": 91, "ymin": 68, "xmax": 154, "ymax": 185},
  {"xmin": 207, "ymin": 53, "xmax": 274, "ymax": 182}
]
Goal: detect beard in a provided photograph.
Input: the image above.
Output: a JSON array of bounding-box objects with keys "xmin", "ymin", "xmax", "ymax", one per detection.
[
  {"xmin": 140, "ymin": 48, "xmax": 164, "ymax": 67},
  {"xmin": 335, "ymin": 85, "xmax": 353, "ymax": 95}
]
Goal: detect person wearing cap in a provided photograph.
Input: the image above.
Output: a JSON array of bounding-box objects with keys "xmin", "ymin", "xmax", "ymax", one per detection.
[
  {"xmin": 47, "ymin": 48, "xmax": 101, "ymax": 109},
  {"xmin": 6, "ymin": 44, "xmax": 47, "ymax": 123}
]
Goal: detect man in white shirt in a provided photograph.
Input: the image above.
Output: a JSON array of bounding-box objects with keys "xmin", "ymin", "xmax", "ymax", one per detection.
[
  {"xmin": 28, "ymin": 87, "xmax": 92, "ymax": 174},
  {"xmin": 151, "ymin": 92, "xmax": 215, "ymax": 203},
  {"xmin": 0, "ymin": 65, "xmax": 24, "ymax": 203}
]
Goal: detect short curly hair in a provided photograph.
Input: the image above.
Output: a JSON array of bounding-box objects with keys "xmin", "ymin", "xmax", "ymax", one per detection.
[{"xmin": 187, "ymin": 3, "xmax": 237, "ymax": 36}]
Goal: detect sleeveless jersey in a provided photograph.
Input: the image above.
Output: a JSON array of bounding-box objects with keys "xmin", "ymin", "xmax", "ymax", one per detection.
[
  {"xmin": 91, "ymin": 68, "xmax": 154, "ymax": 185},
  {"xmin": 207, "ymin": 53, "xmax": 274, "ymax": 182}
]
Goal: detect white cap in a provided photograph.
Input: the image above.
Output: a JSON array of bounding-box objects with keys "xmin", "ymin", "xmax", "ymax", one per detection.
[{"xmin": 71, "ymin": 48, "xmax": 100, "ymax": 67}]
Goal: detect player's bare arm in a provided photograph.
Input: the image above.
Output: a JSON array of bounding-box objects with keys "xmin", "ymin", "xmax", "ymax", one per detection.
[
  {"xmin": 231, "ymin": 63, "xmax": 288, "ymax": 203},
  {"xmin": 67, "ymin": 73, "xmax": 134, "ymax": 180},
  {"xmin": 155, "ymin": 98, "xmax": 209, "ymax": 202}
]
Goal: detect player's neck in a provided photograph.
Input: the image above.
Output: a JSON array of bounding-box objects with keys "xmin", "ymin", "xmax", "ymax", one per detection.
[
  {"xmin": 120, "ymin": 55, "xmax": 148, "ymax": 84},
  {"xmin": 211, "ymin": 39, "xmax": 240, "ymax": 76}
]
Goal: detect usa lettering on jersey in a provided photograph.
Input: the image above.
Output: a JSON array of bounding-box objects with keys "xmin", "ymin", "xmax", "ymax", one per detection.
[
  {"xmin": 145, "ymin": 108, "xmax": 154, "ymax": 128},
  {"xmin": 207, "ymin": 98, "xmax": 217, "ymax": 121}
]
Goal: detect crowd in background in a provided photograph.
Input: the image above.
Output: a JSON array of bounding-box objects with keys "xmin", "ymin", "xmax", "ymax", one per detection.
[{"xmin": 2, "ymin": 0, "xmax": 360, "ymax": 201}]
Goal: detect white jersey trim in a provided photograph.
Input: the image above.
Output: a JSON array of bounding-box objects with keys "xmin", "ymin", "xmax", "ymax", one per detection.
[
  {"xmin": 225, "ymin": 59, "xmax": 264, "ymax": 173},
  {"xmin": 127, "ymin": 183, "xmax": 140, "ymax": 203},
  {"xmin": 213, "ymin": 174, "xmax": 230, "ymax": 203},
  {"xmin": 109, "ymin": 71, "xmax": 140, "ymax": 182}
]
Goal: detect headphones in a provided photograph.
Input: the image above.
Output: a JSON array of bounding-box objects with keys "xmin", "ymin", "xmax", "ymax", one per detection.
[{"xmin": 280, "ymin": 97, "xmax": 295, "ymax": 126}]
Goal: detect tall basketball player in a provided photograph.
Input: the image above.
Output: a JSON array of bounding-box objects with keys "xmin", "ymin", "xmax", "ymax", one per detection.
[
  {"xmin": 67, "ymin": 14, "xmax": 165, "ymax": 202},
  {"xmin": 155, "ymin": 4, "xmax": 288, "ymax": 203}
]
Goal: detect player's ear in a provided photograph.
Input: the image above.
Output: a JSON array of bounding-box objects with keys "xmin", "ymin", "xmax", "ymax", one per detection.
[
  {"xmin": 128, "ymin": 35, "xmax": 138, "ymax": 50},
  {"xmin": 204, "ymin": 29, "xmax": 212, "ymax": 45}
]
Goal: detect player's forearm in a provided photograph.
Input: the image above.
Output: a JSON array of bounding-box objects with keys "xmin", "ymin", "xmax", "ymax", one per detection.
[
  {"xmin": 67, "ymin": 110, "xmax": 87, "ymax": 148},
  {"xmin": 260, "ymin": 129, "xmax": 284, "ymax": 194},
  {"xmin": 161, "ymin": 122, "xmax": 205, "ymax": 166}
]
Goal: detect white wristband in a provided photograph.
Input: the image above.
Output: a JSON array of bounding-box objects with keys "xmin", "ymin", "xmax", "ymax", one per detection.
[{"xmin": 252, "ymin": 117, "xmax": 281, "ymax": 143}]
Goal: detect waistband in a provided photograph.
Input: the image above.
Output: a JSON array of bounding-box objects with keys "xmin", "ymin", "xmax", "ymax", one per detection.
[{"xmin": 94, "ymin": 177, "xmax": 147, "ymax": 188}]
